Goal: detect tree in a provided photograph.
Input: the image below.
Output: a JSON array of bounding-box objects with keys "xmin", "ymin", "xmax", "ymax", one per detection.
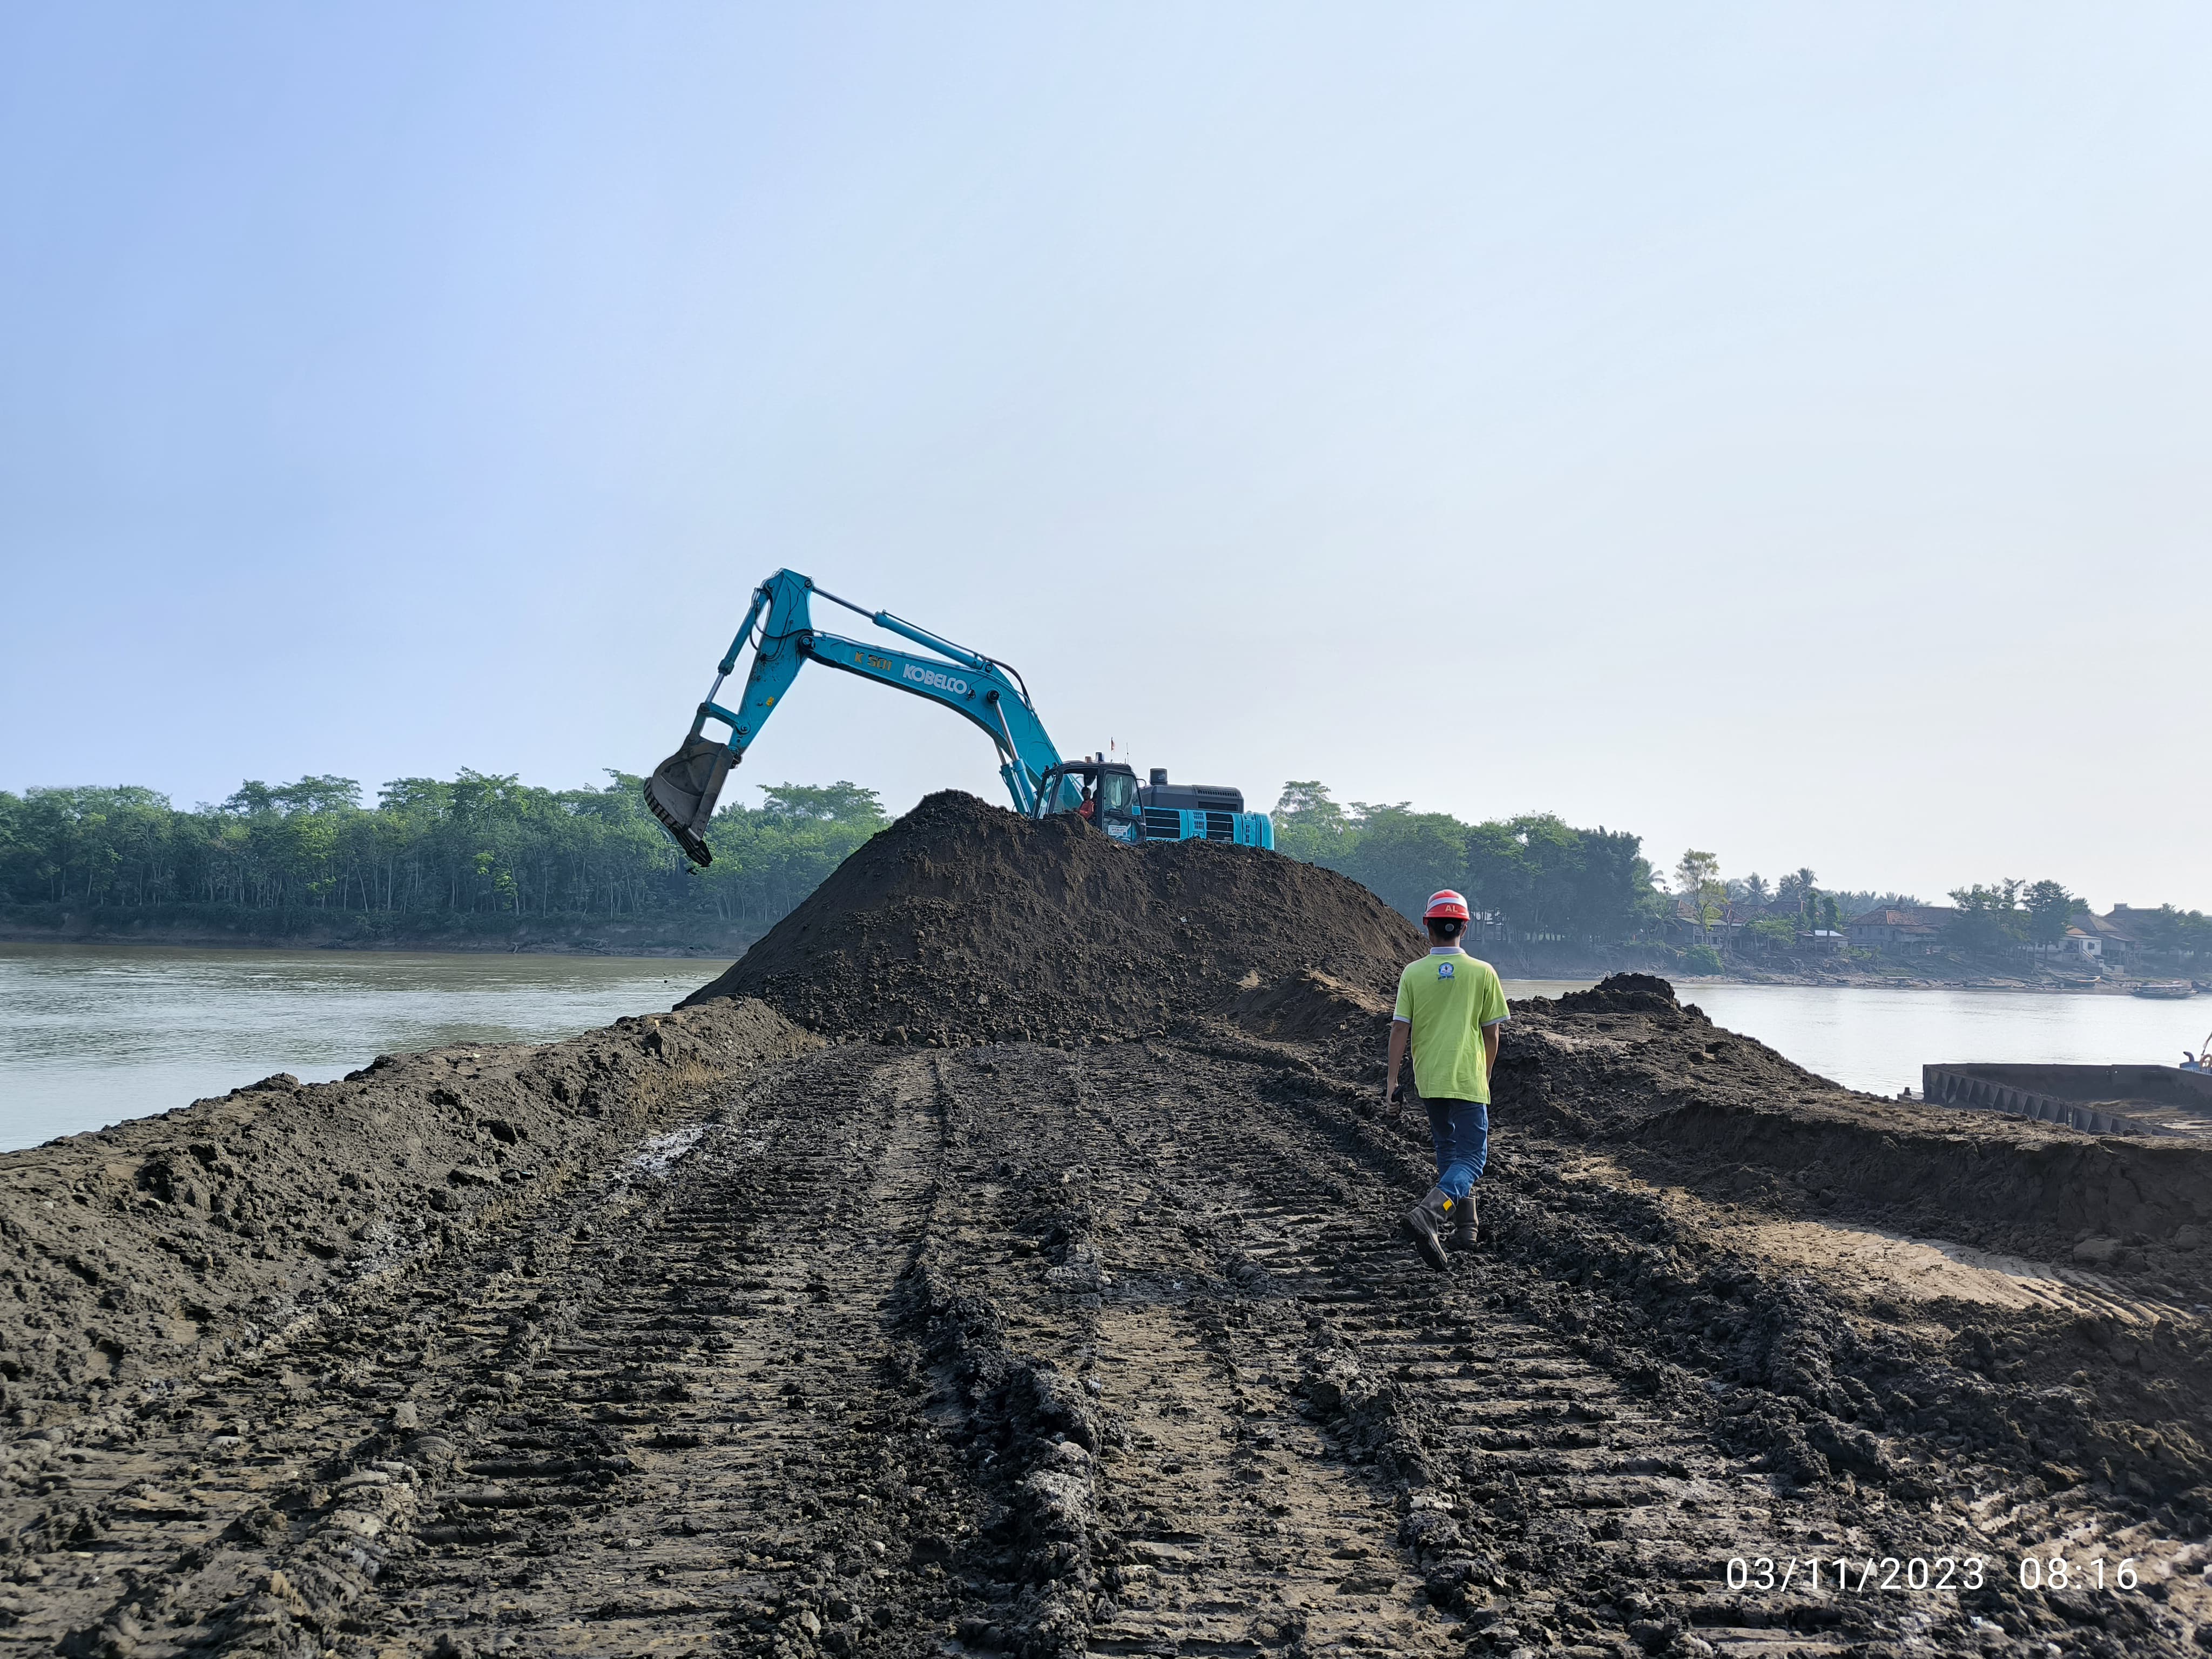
[
  {"xmin": 2127, "ymin": 905, "xmax": 2212, "ymax": 962},
  {"xmin": 222, "ymin": 781, "xmax": 278, "ymax": 814},
  {"xmin": 1461, "ymin": 820, "xmax": 1530, "ymax": 928},
  {"xmin": 271, "ymin": 776, "xmax": 362, "ymax": 814},
  {"xmin": 1340, "ymin": 805, "xmax": 1468, "ymax": 921},
  {"xmin": 1271, "ymin": 781, "xmax": 1351, "ymax": 864},
  {"xmin": 1776, "ymin": 868, "xmax": 1817, "ymax": 913},
  {"xmin": 757, "ymin": 783, "xmax": 885, "ymax": 826},
  {"xmin": 2022, "ymin": 879, "xmax": 2077, "ymax": 950},
  {"xmin": 1675, "ymin": 849, "xmax": 1725, "ymax": 938},
  {"xmin": 1746, "ymin": 915, "xmax": 1798, "ymax": 954},
  {"xmin": 1948, "ymin": 881, "xmax": 2026, "ymax": 956},
  {"xmin": 1506, "ymin": 814, "xmax": 1582, "ymax": 936},
  {"xmin": 1554, "ymin": 824, "xmax": 1664, "ymax": 941},
  {"xmin": 377, "ymin": 777, "xmax": 455, "ymax": 816}
]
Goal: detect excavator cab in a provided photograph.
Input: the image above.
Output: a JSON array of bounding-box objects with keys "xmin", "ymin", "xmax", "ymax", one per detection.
[{"xmin": 1032, "ymin": 757, "xmax": 1142, "ymax": 845}]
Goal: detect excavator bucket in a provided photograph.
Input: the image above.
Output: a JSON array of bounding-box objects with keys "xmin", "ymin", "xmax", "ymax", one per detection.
[{"xmin": 643, "ymin": 734, "xmax": 736, "ymax": 867}]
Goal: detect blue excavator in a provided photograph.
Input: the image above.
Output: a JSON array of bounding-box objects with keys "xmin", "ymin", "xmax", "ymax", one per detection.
[{"xmin": 643, "ymin": 568, "xmax": 1274, "ymax": 866}]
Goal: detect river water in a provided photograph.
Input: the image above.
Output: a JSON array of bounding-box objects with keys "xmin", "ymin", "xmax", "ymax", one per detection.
[
  {"xmin": 2, "ymin": 945, "xmax": 2205, "ymax": 1151},
  {"xmin": 0, "ymin": 945, "xmax": 705, "ymax": 1151}
]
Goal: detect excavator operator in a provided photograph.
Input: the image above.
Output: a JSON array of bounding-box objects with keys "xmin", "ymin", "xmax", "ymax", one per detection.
[{"xmin": 1382, "ymin": 890, "xmax": 1508, "ymax": 1272}]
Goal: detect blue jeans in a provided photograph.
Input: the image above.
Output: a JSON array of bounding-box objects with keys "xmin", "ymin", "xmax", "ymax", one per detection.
[{"xmin": 1424, "ymin": 1097, "xmax": 1489, "ymax": 1201}]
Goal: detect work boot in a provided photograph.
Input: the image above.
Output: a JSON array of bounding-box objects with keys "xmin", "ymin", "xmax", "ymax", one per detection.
[
  {"xmin": 1399, "ymin": 1185, "xmax": 1453, "ymax": 1273},
  {"xmin": 1446, "ymin": 1191, "xmax": 1479, "ymax": 1252}
]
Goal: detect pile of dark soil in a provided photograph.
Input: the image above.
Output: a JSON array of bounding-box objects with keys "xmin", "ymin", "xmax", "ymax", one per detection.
[
  {"xmin": 683, "ymin": 790, "xmax": 1424, "ymax": 1043},
  {"xmin": 0, "ymin": 997, "xmax": 811, "ymax": 1412}
]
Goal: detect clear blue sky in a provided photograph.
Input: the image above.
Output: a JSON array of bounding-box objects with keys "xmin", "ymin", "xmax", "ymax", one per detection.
[{"xmin": 3, "ymin": 4, "xmax": 2206, "ymax": 908}]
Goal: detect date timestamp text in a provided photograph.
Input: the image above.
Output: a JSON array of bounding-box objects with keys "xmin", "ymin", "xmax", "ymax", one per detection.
[{"xmin": 1724, "ymin": 1556, "xmax": 2143, "ymax": 1595}]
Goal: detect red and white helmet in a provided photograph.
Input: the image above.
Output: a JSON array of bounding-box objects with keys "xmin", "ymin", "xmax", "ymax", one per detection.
[{"xmin": 1423, "ymin": 889, "xmax": 1471, "ymax": 922}]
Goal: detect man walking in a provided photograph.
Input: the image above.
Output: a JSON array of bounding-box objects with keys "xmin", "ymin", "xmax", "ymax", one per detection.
[{"xmin": 1382, "ymin": 890, "xmax": 1508, "ymax": 1271}]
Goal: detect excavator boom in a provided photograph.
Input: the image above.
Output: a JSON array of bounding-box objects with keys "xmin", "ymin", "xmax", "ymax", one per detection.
[{"xmin": 644, "ymin": 570, "xmax": 1064, "ymax": 865}]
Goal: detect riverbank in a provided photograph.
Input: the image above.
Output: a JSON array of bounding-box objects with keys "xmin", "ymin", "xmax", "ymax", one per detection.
[
  {"xmin": 1681, "ymin": 962, "xmax": 2207, "ymax": 996},
  {"xmin": 10, "ymin": 912, "xmax": 2204, "ymax": 1002},
  {"xmin": 1444, "ymin": 942, "xmax": 2203, "ymax": 997},
  {"xmin": 0, "ymin": 901, "xmax": 750, "ymax": 956}
]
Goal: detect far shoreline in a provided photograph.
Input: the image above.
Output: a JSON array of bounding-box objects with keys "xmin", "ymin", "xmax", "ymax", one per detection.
[
  {"xmin": 0, "ymin": 919, "xmax": 746, "ymax": 960},
  {"xmin": 0, "ymin": 933, "xmax": 736, "ymax": 960},
  {"xmin": 1667, "ymin": 973, "xmax": 2200, "ymax": 999},
  {"xmin": 4, "ymin": 928, "xmax": 2201, "ymax": 1001}
]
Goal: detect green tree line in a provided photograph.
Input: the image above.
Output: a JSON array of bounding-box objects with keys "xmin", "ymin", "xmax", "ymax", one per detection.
[
  {"xmin": 1271, "ymin": 782, "xmax": 1670, "ymax": 946},
  {"xmin": 0, "ymin": 772, "xmax": 887, "ymax": 942},
  {"xmin": 13, "ymin": 771, "xmax": 2205, "ymax": 965}
]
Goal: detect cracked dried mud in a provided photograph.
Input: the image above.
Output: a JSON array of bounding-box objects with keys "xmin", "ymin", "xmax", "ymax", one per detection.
[{"xmin": 7, "ymin": 796, "xmax": 2212, "ymax": 1659}]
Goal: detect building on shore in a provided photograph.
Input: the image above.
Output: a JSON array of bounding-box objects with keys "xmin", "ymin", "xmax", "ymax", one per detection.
[
  {"xmin": 1842, "ymin": 900, "xmax": 2152, "ymax": 966},
  {"xmin": 2027, "ymin": 911, "xmax": 2140, "ymax": 963},
  {"xmin": 2053, "ymin": 925, "xmax": 2102, "ymax": 961},
  {"xmin": 2076, "ymin": 909, "xmax": 2139, "ymax": 963},
  {"xmin": 1846, "ymin": 905, "xmax": 1954, "ymax": 953},
  {"xmin": 1669, "ymin": 897, "xmax": 1746, "ymax": 947}
]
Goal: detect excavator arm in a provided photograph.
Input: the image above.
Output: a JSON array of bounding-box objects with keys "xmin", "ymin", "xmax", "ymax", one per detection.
[{"xmin": 643, "ymin": 568, "xmax": 1066, "ymax": 866}]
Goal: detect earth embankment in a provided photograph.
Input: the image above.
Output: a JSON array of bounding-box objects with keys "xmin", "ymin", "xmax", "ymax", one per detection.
[
  {"xmin": 4, "ymin": 795, "xmax": 2210, "ymax": 1657},
  {"xmin": 1496, "ymin": 975, "xmax": 2212, "ymax": 1260},
  {"xmin": 0, "ymin": 997, "xmax": 813, "ymax": 1410}
]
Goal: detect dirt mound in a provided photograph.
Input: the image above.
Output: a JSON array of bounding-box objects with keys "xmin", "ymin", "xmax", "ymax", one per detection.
[
  {"xmin": 1223, "ymin": 967, "xmax": 1394, "ymax": 1042},
  {"xmin": 682, "ymin": 790, "xmax": 1424, "ymax": 1043},
  {"xmin": 1554, "ymin": 969, "xmax": 1681, "ymax": 1014},
  {"xmin": 1500, "ymin": 977, "xmax": 2212, "ymax": 1260},
  {"xmin": 0, "ymin": 997, "xmax": 811, "ymax": 1411}
]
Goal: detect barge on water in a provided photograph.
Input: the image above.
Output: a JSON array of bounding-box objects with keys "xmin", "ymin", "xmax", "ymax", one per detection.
[{"xmin": 1923, "ymin": 1061, "xmax": 2212, "ymax": 1139}]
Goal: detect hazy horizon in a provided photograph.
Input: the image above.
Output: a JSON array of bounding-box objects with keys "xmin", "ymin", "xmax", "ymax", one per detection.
[{"xmin": 4, "ymin": 5, "xmax": 2206, "ymax": 910}]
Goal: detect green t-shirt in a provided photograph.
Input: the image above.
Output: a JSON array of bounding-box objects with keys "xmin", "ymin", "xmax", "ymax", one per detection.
[{"xmin": 1392, "ymin": 948, "xmax": 1509, "ymax": 1102}]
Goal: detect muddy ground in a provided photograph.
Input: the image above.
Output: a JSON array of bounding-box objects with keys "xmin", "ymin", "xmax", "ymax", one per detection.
[{"xmin": 6, "ymin": 799, "xmax": 2212, "ymax": 1659}]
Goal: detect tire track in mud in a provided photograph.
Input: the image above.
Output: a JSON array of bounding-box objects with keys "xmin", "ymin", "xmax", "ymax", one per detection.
[
  {"xmin": 0, "ymin": 1050, "xmax": 982, "ymax": 1659},
  {"xmin": 0, "ymin": 1134, "xmax": 734, "ymax": 1659},
  {"xmin": 961, "ymin": 1046, "xmax": 1457, "ymax": 1658},
  {"xmin": 1017, "ymin": 1053, "xmax": 1849, "ymax": 1659},
  {"xmin": 932, "ymin": 1037, "xmax": 2047, "ymax": 1658},
  {"xmin": 339, "ymin": 1045, "xmax": 989, "ymax": 1658}
]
